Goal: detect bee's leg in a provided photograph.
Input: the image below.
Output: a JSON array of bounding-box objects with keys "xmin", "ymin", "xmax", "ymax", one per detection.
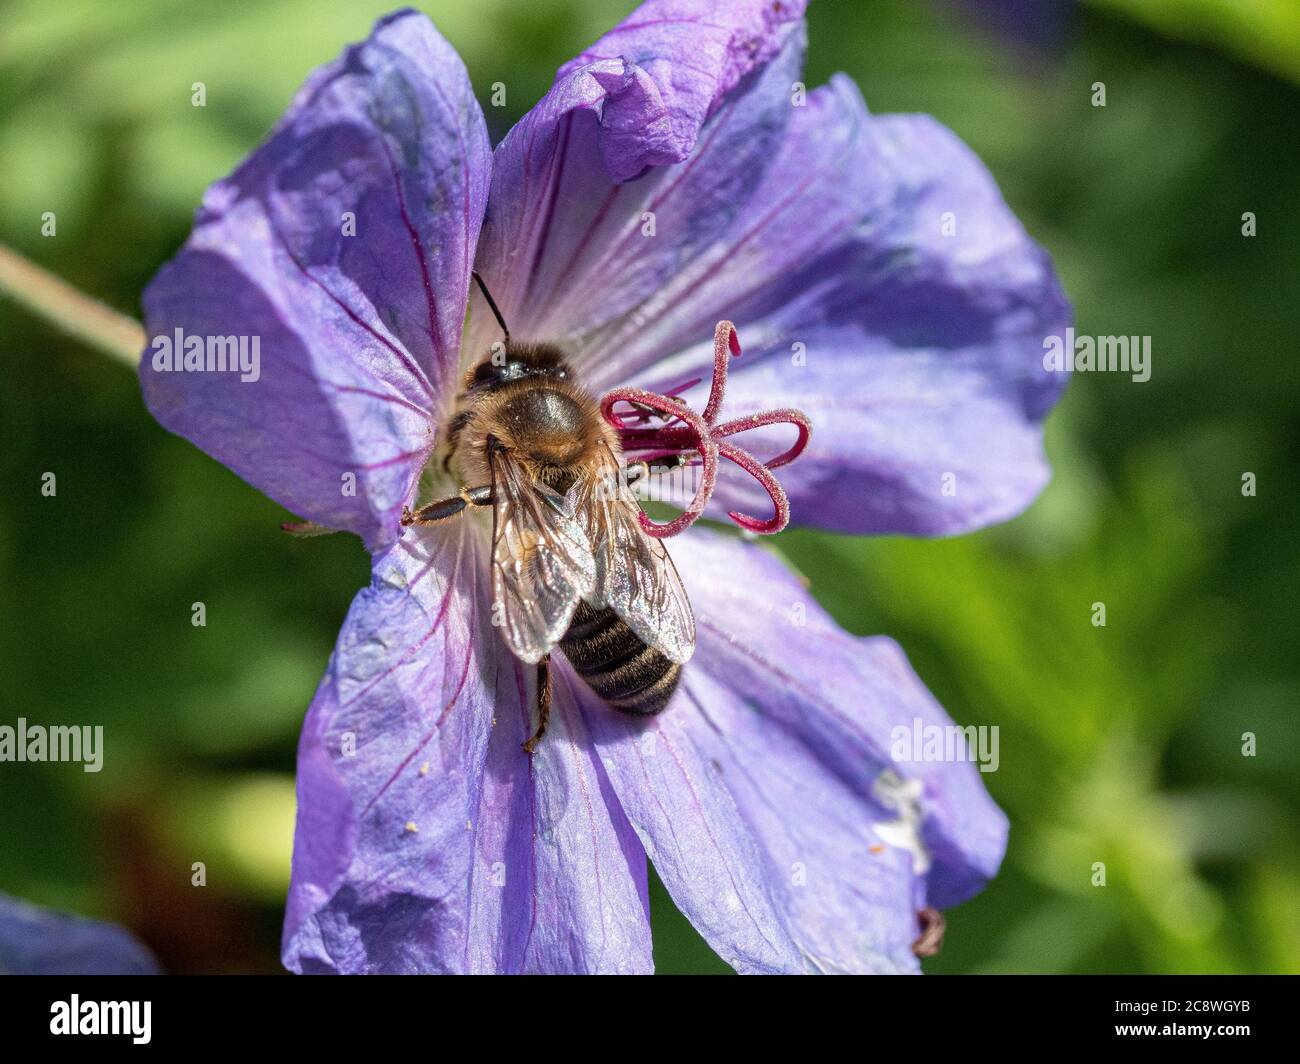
[
  {"xmin": 401, "ymin": 484, "xmax": 493, "ymax": 526},
  {"xmin": 442, "ymin": 411, "xmax": 472, "ymax": 472},
  {"xmin": 623, "ymin": 453, "xmax": 689, "ymax": 487},
  {"xmin": 280, "ymin": 519, "xmax": 341, "ymax": 537},
  {"xmin": 522, "ymin": 655, "xmax": 551, "ymax": 754},
  {"xmin": 911, "ymin": 906, "xmax": 946, "ymax": 958}
]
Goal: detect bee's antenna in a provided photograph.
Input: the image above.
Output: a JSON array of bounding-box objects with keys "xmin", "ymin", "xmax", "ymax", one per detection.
[{"xmin": 472, "ymin": 270, "xmax": 510, "ymax": 345}]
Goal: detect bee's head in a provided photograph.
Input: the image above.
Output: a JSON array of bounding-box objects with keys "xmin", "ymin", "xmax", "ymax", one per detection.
[{"xmin": 465, "ymin": 342, "xmax": 571, "ymax": 393}]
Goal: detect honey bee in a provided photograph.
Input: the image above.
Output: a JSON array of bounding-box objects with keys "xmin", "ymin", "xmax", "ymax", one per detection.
[{"xmin": 402, "ymin": 274, "xmax": 695, "ymax": 752}]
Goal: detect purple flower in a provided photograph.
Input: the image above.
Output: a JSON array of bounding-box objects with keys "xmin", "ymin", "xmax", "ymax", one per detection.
[
  {"xmin": 0, "ymin": 892, "xmax": 159, "ymax": 975},
  {"xmin": 140, "ymin": 3, "xmax": 1068, "ymax": 974}
]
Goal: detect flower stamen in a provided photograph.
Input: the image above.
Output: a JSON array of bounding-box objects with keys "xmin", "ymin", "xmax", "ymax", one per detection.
[{"xmin": 599, "ymin": 320, "xmax": 811, "ymax": 538}]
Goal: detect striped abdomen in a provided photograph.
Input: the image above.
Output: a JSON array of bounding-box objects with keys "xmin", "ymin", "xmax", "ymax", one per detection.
[{"xmin": 560, "ymin": 601, "xmax": 680, "ymax": 715}]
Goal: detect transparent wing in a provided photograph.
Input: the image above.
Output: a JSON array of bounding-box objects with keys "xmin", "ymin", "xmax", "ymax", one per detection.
[
  {"xmin": 490, "ymin": 447, "xmax": 596, "ymax": 664},
  {"xmin": 582, "ymin": 449, "xmax": 696, "ymax": 665}
]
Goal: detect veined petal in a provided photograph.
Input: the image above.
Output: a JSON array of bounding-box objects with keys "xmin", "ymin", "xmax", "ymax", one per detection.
[
  {"xmin": 0, "ymin": 892, "xmax": 159, "ymax": 975},
  {"xmin": 623, "ymin": 79, "xmax": 1068, "ymax": 535},
  {"xmin": 468, "ymin": 667, "xmax": 652, "ymax": 974},
  {"xmin": 471, "ymin": 0, "xmax": 807, "ymax": 352},
  {"xmin": 700, "ymin": 328, "xmax": 1058, "ymax": 535},
  {"xmin": 576, "ymin": 667, "xmax": 806, "ymax": 973},
  {"xmin": 482, "ymin": 34, "xmax": 1067, "ymax": 536},
  {"xmin": 282, "ymin": 518, "xmax": 491, "ymax": 973},
  {"xmin": 578, "ymin": 529, "xmax": 1007, "ymax": 973},
  {"xmin": 283, "ymin": 517, "xmax": 651, "ymax": 974},
  {"xmin": 142, "ymin": 10, "xmax": 491, "ymax": 551}
]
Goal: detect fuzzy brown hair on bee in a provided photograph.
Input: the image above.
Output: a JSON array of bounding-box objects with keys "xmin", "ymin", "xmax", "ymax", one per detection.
[
  {"xmin": 443, "ymin": 343, "xmax": 618, "ymax": 494},
  {"xmin": 403, "ymin": 278, "xmax": 696, "ymax": 754}
]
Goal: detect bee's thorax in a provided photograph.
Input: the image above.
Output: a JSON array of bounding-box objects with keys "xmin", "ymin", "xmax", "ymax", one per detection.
[
  {"xmin": 498, "ymin": 386, "xmax": 588, "ymax": 466},
  {"xmin": 445, "ymin": 343, "xmax": 618, "ymax": 488}
]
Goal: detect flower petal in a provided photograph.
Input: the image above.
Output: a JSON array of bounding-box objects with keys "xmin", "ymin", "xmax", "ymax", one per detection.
[
  {"xmin": 142, "ymin": 11, "xmax": 491, "ymax": 550},
  {"xmin": 641, "ymin": 80, "xmax": 1068, "ymax": 534},
  {"xmin": 482, "ymin": 31, "xmax": 1067, "ymax": 536},
  {"xmin": 471, "ymin": 0, "xmax": 807, "ymax": 351},
  {"xmin": 468, "ymin": 667, "xmax": 653, "ymax": 974},
  {"xmin": 283, "ymin": 518, "xmax": 651, "ymax": 974},
  {"xmin": 556, "ymin": 0, "xmax": 810, "ymax": 162},
  {"xmin": 662, "ymin": 88, "xmax": 1071, "ymax": 535},
  {"xmin": 0, "ymin": 892, "xmax": 159, "ymax": 975},
  {"xmin": 578, "ymin": 529, "xmax": 1007, "ymax": 973}
]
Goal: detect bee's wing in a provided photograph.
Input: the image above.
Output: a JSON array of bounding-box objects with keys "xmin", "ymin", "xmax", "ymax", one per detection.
[
  {"xmin": 584, "ymin": 450, "xmax": 696, "ymax": 665},
  {"xmin": 489, "ymin": 446, "xmax": 596, "ymax": 664}
]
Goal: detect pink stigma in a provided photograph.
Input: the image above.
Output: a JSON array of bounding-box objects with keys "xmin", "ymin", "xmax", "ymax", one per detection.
[{"xmin": 599, "ymin": 321, "xmax": 812, "ymax": 538}]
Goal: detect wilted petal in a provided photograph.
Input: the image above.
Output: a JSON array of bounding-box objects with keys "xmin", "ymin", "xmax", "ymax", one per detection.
[
  {"xmin": 471, "ymin": 0, "xmax": 808, "ymax": 351},
  {"xmin": 555, "ymin": 0, "xmax": 810, "ymax": 155},
  {"xmin": 283, "ymin": 519, "xmax": 651, "ymax": 974},
  {"xmin": 578, "ymin": 529, "xmax": 1006, "ymax": 973},
  {"xmin": 0, "ymin": 892, "xmax": 159, "ymax": 975},
  {"xmin": 142, "ymin": 11, "xmax": 491, "ymax": 550}
]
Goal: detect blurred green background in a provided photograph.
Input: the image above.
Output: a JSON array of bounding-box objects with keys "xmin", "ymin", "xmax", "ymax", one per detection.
[{"xmin": 1, "ymin": 0, "xmax": 1297, "ymax": 974}]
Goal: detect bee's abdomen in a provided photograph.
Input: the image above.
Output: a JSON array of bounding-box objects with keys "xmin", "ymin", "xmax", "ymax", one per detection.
[{"xmin": 560, "ymin": 601, "xmax": 679, "ymax": 715}]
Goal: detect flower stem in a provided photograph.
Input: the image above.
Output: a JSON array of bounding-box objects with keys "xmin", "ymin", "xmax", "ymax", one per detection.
[{"xmin": 0, "ymin": 243, "xmax": 144, "ymax": 368}]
